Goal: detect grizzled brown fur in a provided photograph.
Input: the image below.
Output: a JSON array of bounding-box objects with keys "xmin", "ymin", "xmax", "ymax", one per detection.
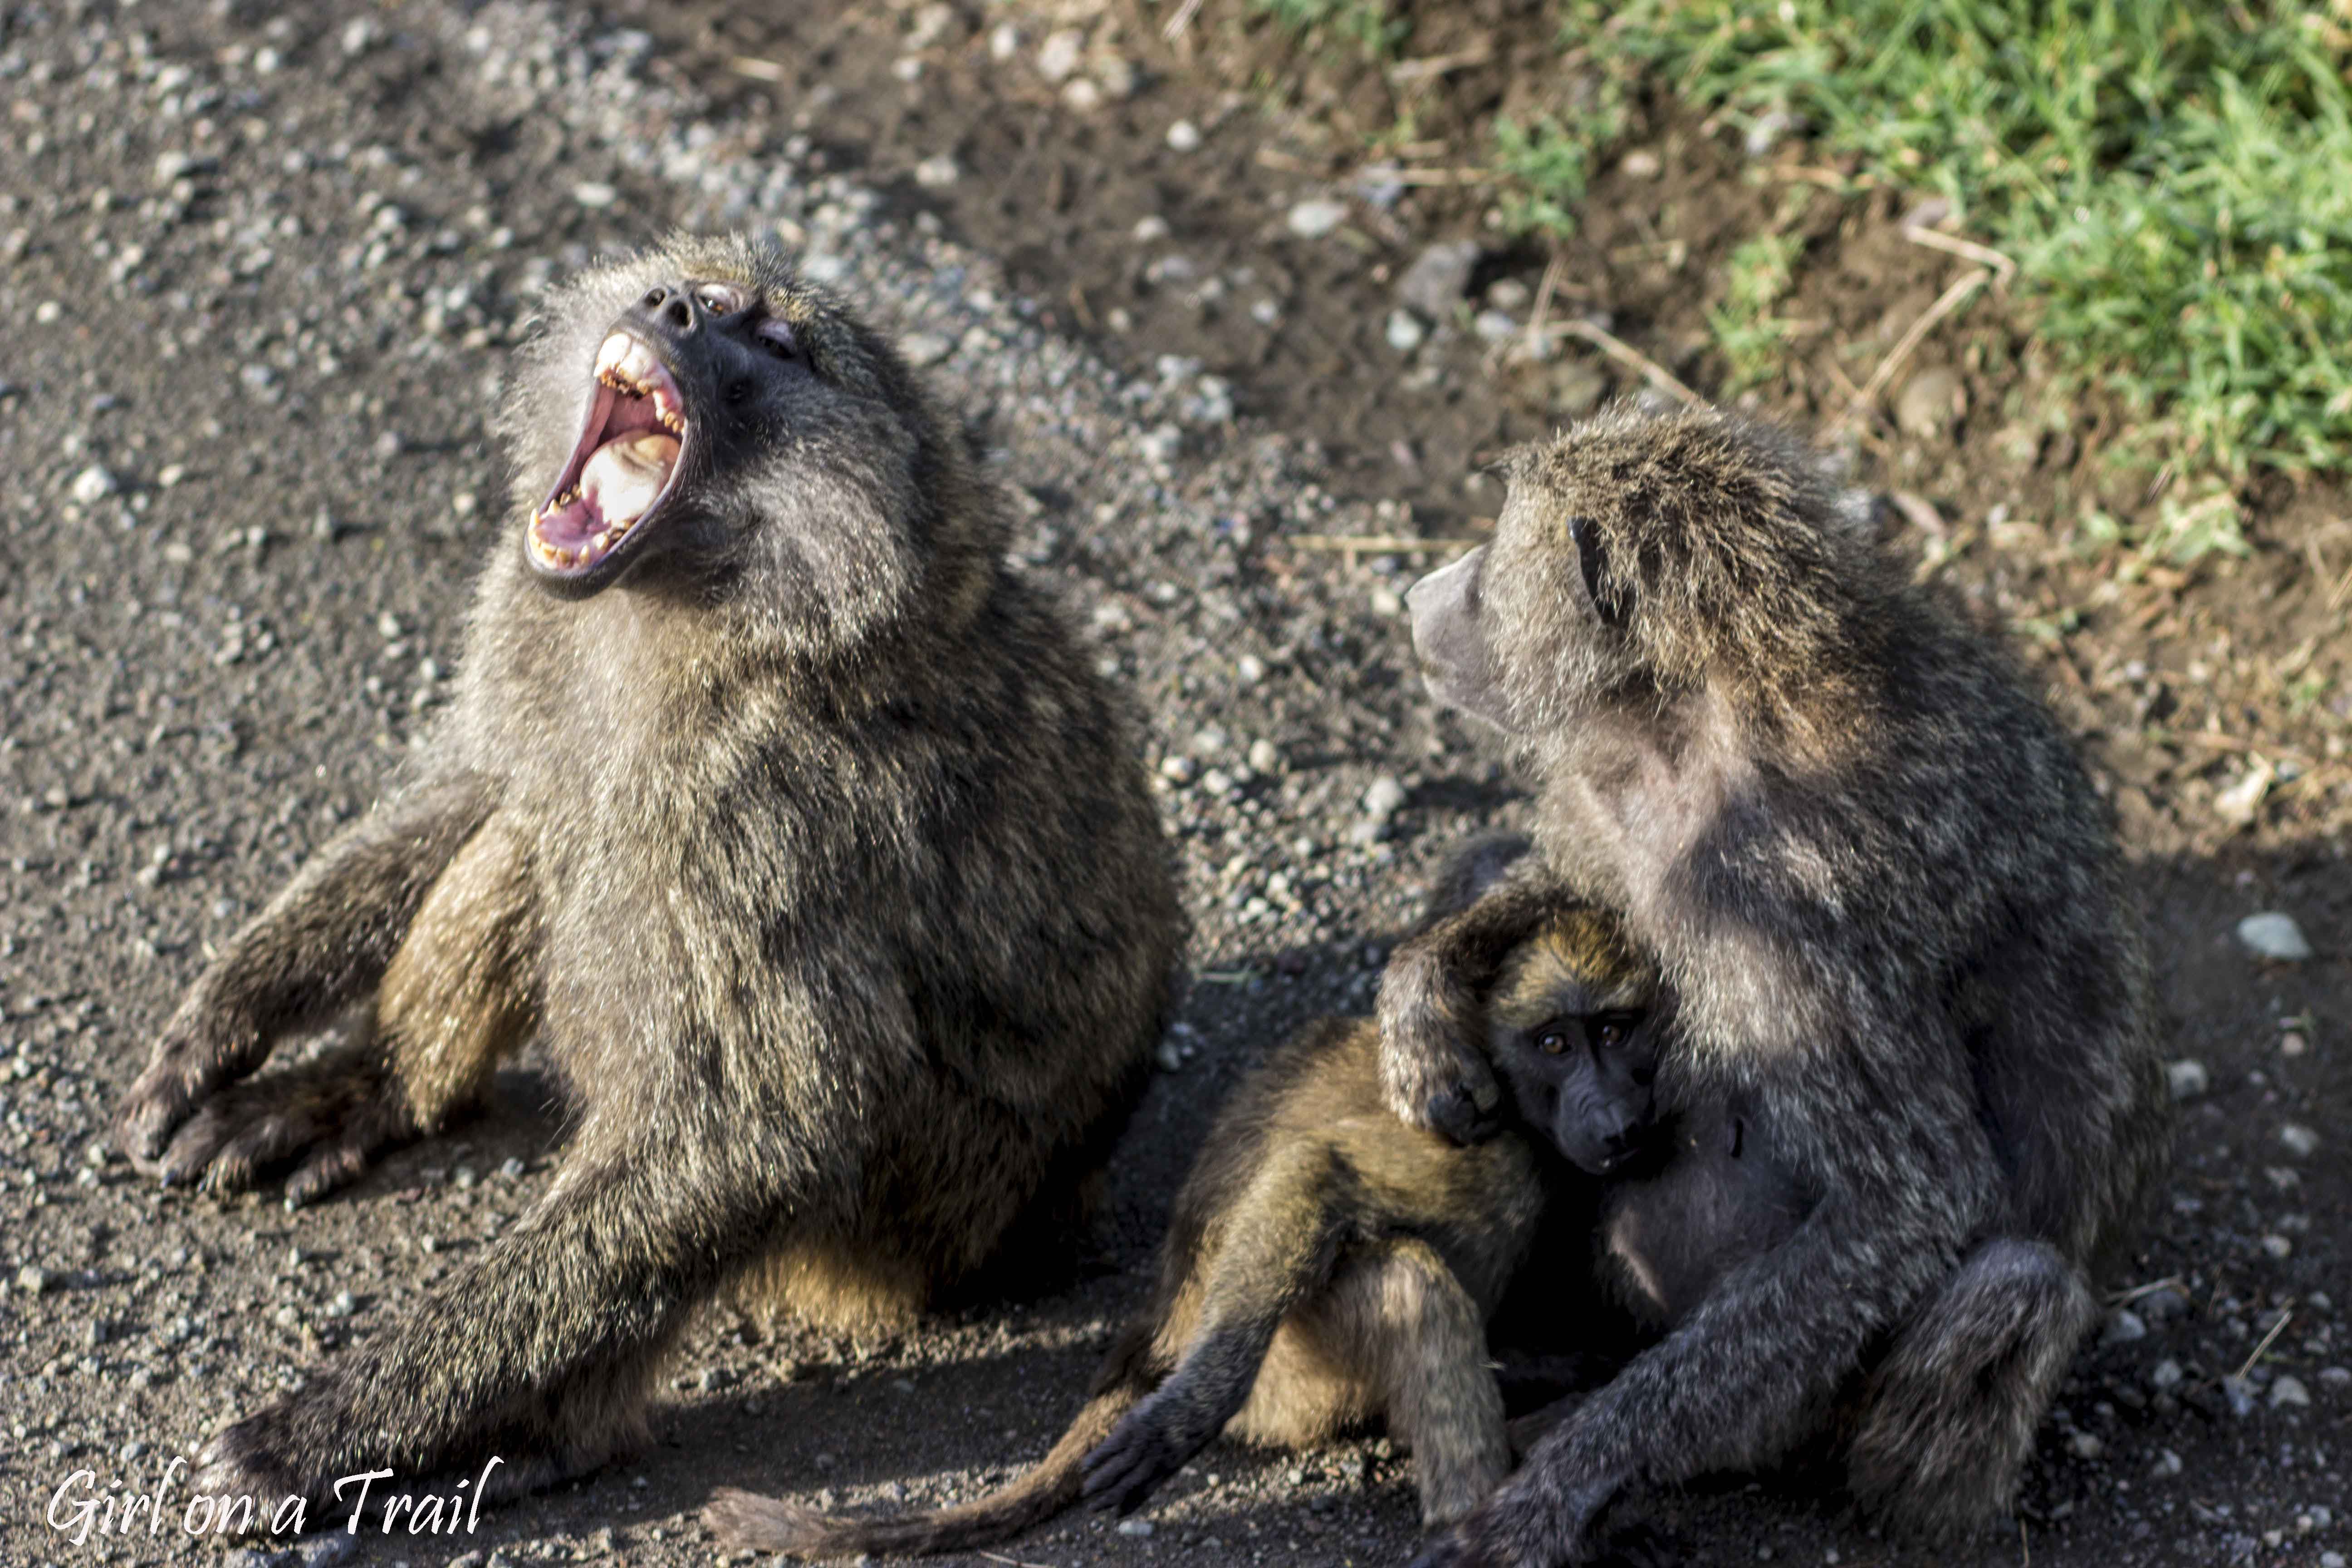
[
  {"xmin": 1385, "ymin": 405, "xmax": 2171, "ymax": 1566},
  {"xmin": 112, "ymin": 235, "xmax": 1183, "ymax": 1509},
  {"xmin": 709, "ymin": 872, "xmax": 1661, "ymax": 1558}
]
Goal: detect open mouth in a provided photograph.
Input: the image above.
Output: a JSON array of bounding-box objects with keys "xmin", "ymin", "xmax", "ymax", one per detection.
[{"xmin": 527, "ymin": 331, "xmax": 688, "ymax": 580}]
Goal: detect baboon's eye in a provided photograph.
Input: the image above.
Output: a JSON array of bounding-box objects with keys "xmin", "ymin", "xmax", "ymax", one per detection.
[
  {"xmin": 696, "ymin": 284, "xmax": 746, "ymax": 315},
  {"xmin": 1594, "ymin": 1020, "xmax": 1627, "ymax": 1049},
  {"xmin": 1537, "ymin": 1030, "xmax": 1569, "ymax": 1056},
  {"xmin": 756, "ymin": 318, "xmax": 799, "ymax": 360}
]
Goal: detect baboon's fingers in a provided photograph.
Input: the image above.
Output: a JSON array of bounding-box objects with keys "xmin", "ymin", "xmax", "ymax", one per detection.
[
  {"xmin": 191, "ymin": 1400, "xmax": 328, "ymax": 1523},
  {"xmin": 161, "ymin": 1094, "xmax": 317, "ymax": 1193},
  {"xmin": 283, "ymin": 1135, "xmax": 379, "ymax": 1209},
  {"xmin": 114, "ymin": 1013, "xmax": 244, "ymax": 1163},
  {"xmin": 1078, "ymin": 1411, "xmax": 1192, "ymax": 1518}
]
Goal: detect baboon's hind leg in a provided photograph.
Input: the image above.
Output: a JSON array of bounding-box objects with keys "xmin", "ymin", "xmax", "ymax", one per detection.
[
  {"xmin": 152, "ymin": 813, "xmax": 541, "ymax": 1203},
  {"xmin": 1345, "ymin": 1238, "xmax": 1512, "ymax": 1529},
  {"xmin": 1847, "ymin": 1237, "xmax": 2097, "ymax": 1535}
]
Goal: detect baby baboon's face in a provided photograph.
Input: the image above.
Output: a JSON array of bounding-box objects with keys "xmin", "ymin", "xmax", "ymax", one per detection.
[
  {"xmin": 507, "ymin": 238, "xmax": 975, "ymax": 651},
  {"xmin": 1485, "ymin": 911, "xmax": 1662, "ymax": 1176}
]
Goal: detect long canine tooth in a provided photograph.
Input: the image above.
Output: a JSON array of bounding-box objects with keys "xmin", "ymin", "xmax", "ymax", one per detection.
[{"xmin": 590, "ymin": 531, "xmax": 611, "ymax": 553}]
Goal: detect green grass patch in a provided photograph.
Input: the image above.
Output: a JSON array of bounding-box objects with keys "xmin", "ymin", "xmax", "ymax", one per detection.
[
  {"xmin": 1707, "ymin": 232, "xmax": 1805, "ymax": 391},
  {"xmin": 1250, "ymin": 0, "xmax": 1406, "ymax": 59},
  {"xmin": 1558, "ymin": 0, "xmax": 2352, "ymax": 487}
]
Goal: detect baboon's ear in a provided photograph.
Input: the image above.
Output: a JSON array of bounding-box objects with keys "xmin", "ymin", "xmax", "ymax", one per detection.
[{"xmin": 1567, "ymin": 515, "xmax": 1632, "ymax": 628}]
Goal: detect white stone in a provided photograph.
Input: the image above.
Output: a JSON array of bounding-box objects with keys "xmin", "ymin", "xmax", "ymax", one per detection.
[
  {"xmin": 2279, "ymin": 1123, "xmax": 2322, "ymax": 1159},
  {"xmin": 914, "ymin": 155, "xmax": 959, "ymax": 189},
  {"xmin": 1037, "ymin": 29, "xmax": 1085, "ymax": 83},
  {"xmin": 2164, "ymin": 1058, "xmax": 2209, "ymax": 1100},
  {"xmin": 2237, "ymin": 912, "xmax": 2313, "ymax": 960},
  {"xmin": 1385, "ymin": 309, "xmax": 1427, "ymax": 353},
  {"xmin": 1361, "ymin": 776, "xmax": 1408, "ymax": 821},
  {"xmin": 1166, "ymin": 119, "xmax": 1202, "ymax": 153},
  {"xmin": 69, "ymin": 465, "xmax": 119, "ymax": 505},
  {"xmin": 1287, "ymin": 198, "xmax": 1348, "ymax": 239},
  {"xmin": 2271, "ymin": 1375, "xmax": 2313, "ymax": 1409}
]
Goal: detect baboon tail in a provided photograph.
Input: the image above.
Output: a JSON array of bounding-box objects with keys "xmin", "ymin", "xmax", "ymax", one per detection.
[
  {"xmin": 1847, "ymin": 1236, "xmax": 2097, "ymax": 1537},
  {"xmin": 706, "ymin": 1386, "xmax": 1139, "ymax": 1558}
]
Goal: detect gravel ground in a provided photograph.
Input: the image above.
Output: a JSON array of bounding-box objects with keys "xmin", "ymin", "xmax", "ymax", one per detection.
[{"xmin": 1, "ymin": 4, "xmax": 2347, "ymax": 1568}]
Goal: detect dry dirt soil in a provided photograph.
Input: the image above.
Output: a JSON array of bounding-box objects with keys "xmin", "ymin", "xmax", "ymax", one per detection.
[{"xmin": 2, "ymin": 2, "xmax": 2348, "ymax": 1568}]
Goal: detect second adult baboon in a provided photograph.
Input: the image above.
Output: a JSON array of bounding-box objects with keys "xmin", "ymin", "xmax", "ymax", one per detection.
[
  {"xmin": 707, "ymin": 895, "xmax": 1662, "ymax": 1558},
  {"xmin": 1381, "ymin": 406, "xmax": 2171, "ymax": 1564},
  {"xmin": 110, "ymin": 236, "xmax": 1184, "ymax": 1512}
]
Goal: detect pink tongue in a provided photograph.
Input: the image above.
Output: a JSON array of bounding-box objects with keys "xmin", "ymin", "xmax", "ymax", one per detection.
[{"xmin": 580, "ymin": 431, "xmax": 679, "ymax": 526}]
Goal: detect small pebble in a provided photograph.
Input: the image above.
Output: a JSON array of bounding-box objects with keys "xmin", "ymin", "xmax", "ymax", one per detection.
[
  {"xmin": 1116, "ymin": 1519, "xmax": 1154, "ymax": 1537},
  {"xmin": 2102, "ymin": 1308, "xmax": 2147, "ymax": 1345},
  {"xmin": 69, "ymin": 466, "xmax": 120, "ymax": 504},
  {"xmin": 2279, "ymin": 1123, "xmax": 2322, "ymax": 1159},
  {"xmin": 572, "ymin": 181, "xmax": 618, "ymax": 209},
  {"xmin": 1247, "ymin": 739, "xmax": 1281, "ymax": 774},
  {"xmin": 2164, "ymin": 1058, "xmax": 2209, "ymax": 1100},
  {"xmin": 1396, "ymin": 240, "xmax": 1479, "ymax": 318},
  {"xmin": 1384, "ymin": 309, "xmax": 1427, "ymax": 353},
  {"xmin": 2271, "ymin": 1376, "xmax": 2312, "ymax": 1409},
  {"xmin": 2262, "ymin": 1234, "xmax": 2294, "ymax": 1260},
  {"xmin": 1036, "ymin": 29, "xmax": 1084, "ymax": 83},
  {"xmin": 2067, "ymin": 1431, "xmax": 2102, "ymax": 1460},
  {"xmin": 2149, "ymin": 1358, "xmax": 2184, "ymax": 1391},
  {"xmin": 1165, "ymin": 120, "xmax": 1202, "ymax": 153},
  {"xmin": 15, "ymin": 1264, "xmax": 48, "ymax": 1295},
  {"xmin": 1361, "ymin": 776, "xmax": 1408, "ymax": 821},
  {"xmin": 913, "ymin": 155, "xmax": 959, "ymax": 189},
  {"xmin": 2236, "ymin": 912, "xmax": 2313, "ymax": 960},
  {"xmin": 1287, "ymin": 199, "xmax": 1348, "ymax": 240}
]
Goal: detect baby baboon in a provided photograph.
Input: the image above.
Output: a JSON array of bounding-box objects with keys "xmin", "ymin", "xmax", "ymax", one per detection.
[
  {"xmin": 1382, "ymin": 406, "xmax": 2171, "ymax": 1564},
  {"xmin": 110, "ymin": 236, "xmax": 1184, "ymax": 1511},
  {"xmin": 707, "ymin": 894, "xmax": 1661, "ymax": 1558}
]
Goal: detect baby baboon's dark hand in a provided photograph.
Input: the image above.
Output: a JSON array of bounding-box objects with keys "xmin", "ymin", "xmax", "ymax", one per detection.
[
  {"xmin": 1080, "ymin": 1402, "xmax": 1197, "ymax": 1518},
  {"xmin": 1425, "ymin": 1080, "xmax": 1506, "ymax": 1147}
]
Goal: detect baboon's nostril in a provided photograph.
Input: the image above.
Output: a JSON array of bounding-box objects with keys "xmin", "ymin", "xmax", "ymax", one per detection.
[{"xmin": 663, "ymin": 297, "xmax": 693, "ymax": 330}]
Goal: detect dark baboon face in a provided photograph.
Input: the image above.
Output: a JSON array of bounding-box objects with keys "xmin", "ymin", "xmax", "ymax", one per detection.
[
  {"xmin": 1485, "ymin": 911, "xmax": 1661, "ymax": 1176},
  {"xmin": 505, "ymin": 235, "xmax": 991, "ymax": 651},
  {"xmin": 1405, "ymin": 404, "xmax": 1877, "ymax": 741}
]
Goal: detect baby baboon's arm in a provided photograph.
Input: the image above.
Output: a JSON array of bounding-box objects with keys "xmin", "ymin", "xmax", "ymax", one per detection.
[
  {"xmin": 115, "ymin": 775, "xmax": 497, "ymax": 1166},
  {"xmin": 1081, "ymin": 1144, "xmax": 1348, "ymax": 1515},
  {"xmin": 1379, "ymin": 862, "xmax": 1573, "ymax": 1144}
]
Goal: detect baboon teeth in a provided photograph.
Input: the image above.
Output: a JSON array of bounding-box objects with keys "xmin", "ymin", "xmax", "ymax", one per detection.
[{"xmin": 532, "ymin": 332, "xmax": 687, "ymax": 575}]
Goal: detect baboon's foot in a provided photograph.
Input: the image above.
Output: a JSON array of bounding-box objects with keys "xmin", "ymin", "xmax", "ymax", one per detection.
[{"xmin": 148, "ymin": 1044, "xmax": 422, "ymax": 1205}]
